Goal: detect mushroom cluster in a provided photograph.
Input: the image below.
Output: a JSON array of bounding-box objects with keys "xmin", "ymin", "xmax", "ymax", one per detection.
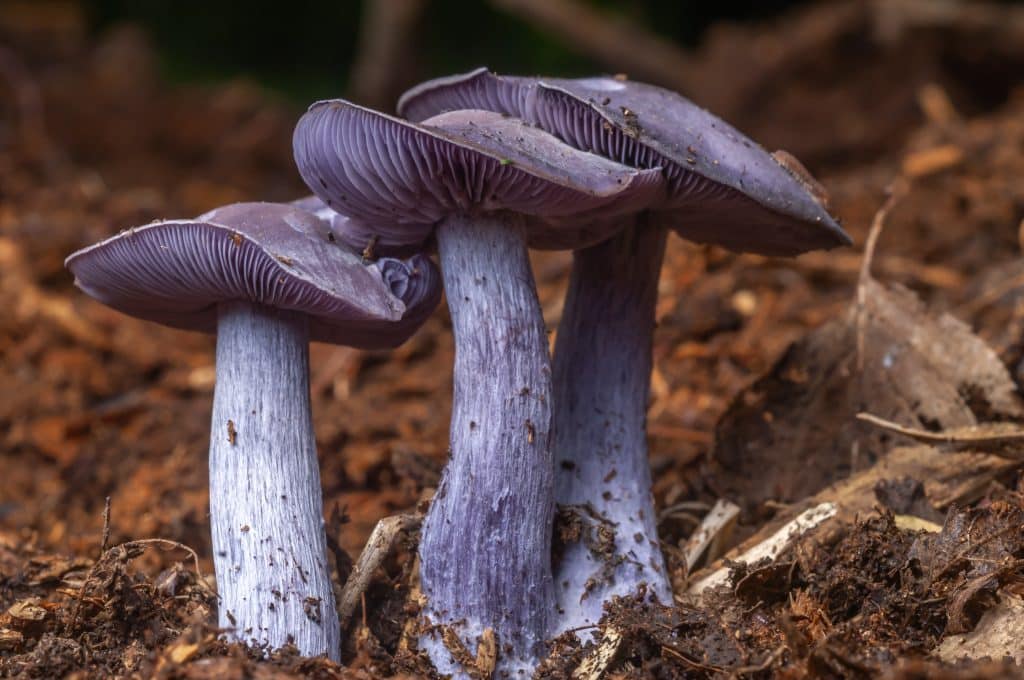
[
  {"xmin": 66, "ymin": 67, "xmax": 849, "ymax": 677},
  {"xmin": 293, "ymin": 102, "xmax": 662, "ymax": 675},
  {"xmin": 291, "ymin": 71, "xmax": 849, "ymax": 676},
  {"xmin": 398, "ymin": 70, "xmax": 850, "ymax": 638}
]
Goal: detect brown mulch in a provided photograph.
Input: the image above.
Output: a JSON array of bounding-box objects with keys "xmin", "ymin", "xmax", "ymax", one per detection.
[{"xmin": 2, "ymin": 1, "xmax": 1024, "ymax": 677}]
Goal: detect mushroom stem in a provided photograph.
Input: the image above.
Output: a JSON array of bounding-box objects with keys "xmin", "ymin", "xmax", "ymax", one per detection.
[
  {"xmin": 209, "ymin": 301, "xmax": 340, "ymax": 660},
  {"xmin": 551, "ymin": 219, "xmax": 671, "ymax": 634},
  {"xmin": 420, "ymin": 212, "xmax": 555, "ymax": 677}
]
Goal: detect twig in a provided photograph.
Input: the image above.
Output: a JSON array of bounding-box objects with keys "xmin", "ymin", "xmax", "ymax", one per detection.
[
  {"xmin": 856, "ymin": 181, "xmax": 907, "ymax": 371},
  {"xmin": 856, "ymin": 412, "xmax": 1024, "ymax": 459},
  {"xmin": 338, "ymin": 513, "xmax": 421, "ymax": 629},
  {"xmin": 123, "ymin": 539, "xmax": 207, "ymax": 584},
  {"xmin": 660, "ymin": 643, "xmax": 725, "ymax": 673},
  {"xmin": 682, "ymin": 499, "xmax": 741, "ymax": 571},
  {"xmin": 69, "ymin": 537, "xmax": 209, "ymax": 632},
  {"xmin": 658, "ymin": 500, "xmax": 712, "ymax": 524},
  {"xmin": 729, "ymin": 644, "xmax": 787, "ymax": 677},
  {"xmin": 563, "ymin": 623, "xmax": 600, "ymax": 634},
  {"xmin": 99, "ymin": 496, "xmax": 111, "ymax": 556}
]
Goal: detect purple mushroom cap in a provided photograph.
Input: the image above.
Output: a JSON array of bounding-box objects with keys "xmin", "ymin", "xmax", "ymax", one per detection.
[
  {"xmin": 398, "ymin": 68, "xmax": 851, "ymax": 257},
  {"xmin": 65, "ymin": 200, "xmax": 441, "ymax": 349},
  {"xmin": 292, "ymin": 100, "xmax": 664, "ymax": 254}
]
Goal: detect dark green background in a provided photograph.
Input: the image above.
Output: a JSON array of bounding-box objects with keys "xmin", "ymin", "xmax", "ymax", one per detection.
[{"xmin": 84, "ymin": 0, "xmax": 813, "ymax": 102}]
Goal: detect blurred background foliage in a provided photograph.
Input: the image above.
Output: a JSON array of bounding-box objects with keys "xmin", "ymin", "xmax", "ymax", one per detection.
[
  {"xmin": 84, "ymin": 0, "xmax": 812, "ymax": 105},
  {"xmin": 5, "ymin": 0, "xmax": 1022, "ymax": 175}
]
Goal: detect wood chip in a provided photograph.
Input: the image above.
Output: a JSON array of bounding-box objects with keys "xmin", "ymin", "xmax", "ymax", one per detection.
[
  {"xmin": 682, "ymin": 499, "xmax": 741, "ymax": 571},
  {"xmin": 901, "ymin": 144, "xmax": 964, "ymax": 178},
  {"xmin": 475, "ymin": 627, "xmax": 497, "ymax": 679},
  {"xmin": 167, "ymin": 640, "xmax": 200, "ymax": 664},
  {"xmin": 893, "ymin": 514, "xmax": 942, "ymax": 533},
  {"xmin": 7, "ymin": 598, "xmax": 47, "ymax": 622},
  {"xmin": 572, "ymin": 626, "xmax": 622, "ymax": 680},
  {"xmin": 917, "ymin": 82, "xmax": 959, "ymax": 124},
  {"xmin": 689, "ymin": 502, "xmax": 837, "ymax": 594},
  {"xmin": 691, "ymin": 444, "xmax": 1020, "ymax": 594}
]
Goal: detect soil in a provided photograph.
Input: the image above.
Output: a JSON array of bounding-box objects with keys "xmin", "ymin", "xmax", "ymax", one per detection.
[{"xmin": 2, "ymin": 1, "xmax": 1024, "ymax": 678}]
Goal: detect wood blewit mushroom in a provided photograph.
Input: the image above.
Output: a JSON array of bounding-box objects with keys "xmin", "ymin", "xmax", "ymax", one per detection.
[
  {"xmin": 293, "ymin": 103, "xmax": 662, "ymax": 676},
  {"xmin": 65, "ymin": 199, "xmax": 441, "ymax": 661},
  {"xmin": 400, "ymin": 69, "xmax": 852, "ymax": 634}
]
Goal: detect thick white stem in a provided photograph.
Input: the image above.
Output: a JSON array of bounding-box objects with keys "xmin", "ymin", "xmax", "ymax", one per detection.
[
  {"xmin": 419, "ymin": 213, "xmax": 555, "ymax": 678},
  {"xmin": 209, "ymin": 301, "xmax": 340, "ymax": 660},
  {"xmin": 551, "ymin": 221, "xmax": 672, "ymax": 635}
]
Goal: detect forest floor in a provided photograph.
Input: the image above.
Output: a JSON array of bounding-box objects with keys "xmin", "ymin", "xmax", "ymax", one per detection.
[{"xmin": 2, "ymin": 1, "xmax": 1024, "ymax": 678}]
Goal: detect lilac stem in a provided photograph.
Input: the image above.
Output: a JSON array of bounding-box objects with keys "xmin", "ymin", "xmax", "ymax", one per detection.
[
  {"xmin": 209, "ymin": 301, "xmax": 340, "ymax": 660},
  {"xmin": 419, "ymin": 212, "xmax": 555, "ymax": 678},
  {"xmin": 551, "ymin": 220, "xmax": 672, "ymax": 634}
]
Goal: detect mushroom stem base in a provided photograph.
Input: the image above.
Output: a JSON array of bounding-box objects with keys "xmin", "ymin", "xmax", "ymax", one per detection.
[
  {"xmin": 551, "ymin": 220, "xmax": 671, "ymax": 635},
  {"xmin": 209, "ymin": 301, "xmax": 340, "ymax": 660},
  {"xmin": 420, "ymin": 212, "xmax": 555, "ymax": 678}
]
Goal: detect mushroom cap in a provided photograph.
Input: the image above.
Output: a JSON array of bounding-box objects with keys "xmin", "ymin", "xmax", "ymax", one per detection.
[
  {"xmin": 65, "ymin": 200, "xmax": 442, "ymax": 348},
  {"xmin": 292, "ymin": 100, "xmax": 664, "ymax": 254},
  {"xmin": 399, "ymin": 67, "xmax": 533, "ymax": 124},
  {"xmin": 398, "ymin": 68, "xmax": 851, "ymax": 257}
]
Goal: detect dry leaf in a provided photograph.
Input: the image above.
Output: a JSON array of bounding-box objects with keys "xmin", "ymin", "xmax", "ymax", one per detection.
[
  {"xmin": 714, "ymin": 278, "xmax": 1023, "ymax": 512},
  {"xmin": 937, "ymin": 595, "xmax": 1024, "ymax": 663}
]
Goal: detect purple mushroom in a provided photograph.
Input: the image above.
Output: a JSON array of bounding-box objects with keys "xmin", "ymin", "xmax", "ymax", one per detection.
[
  {"xmin": 293, "ymin": 103, "xmax": 662, "ymax": 676},
  {"xmin": 399, "ymin": 69, "xmax": 851, "ymax": 633},
  {"xmin": 65, "ymin": 200, "xmax": 441, "ymax": 660}
]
